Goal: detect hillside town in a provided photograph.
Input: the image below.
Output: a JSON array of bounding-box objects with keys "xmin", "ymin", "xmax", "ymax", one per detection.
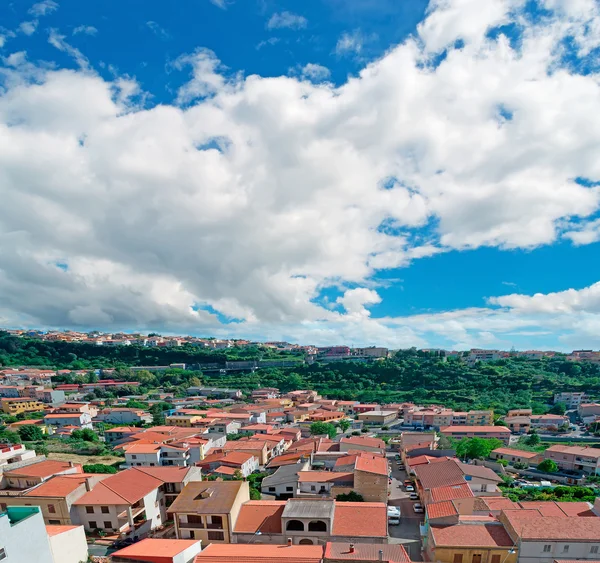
[{"xmin": 0, "ymin": 357, "xmax": 600, "ymax": 563}]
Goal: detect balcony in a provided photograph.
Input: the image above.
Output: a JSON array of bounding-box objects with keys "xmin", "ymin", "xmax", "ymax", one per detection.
[
  {"xmin": 179, "ymin": 521, "xmax": 205, "ymax": 529},
  {"xmin": 206, "ymin": 523, "xmax": 223, "ymax": 530},
  {"xmin": 117, "ymin": 505, "xmax": 145, "ymax": 520}
]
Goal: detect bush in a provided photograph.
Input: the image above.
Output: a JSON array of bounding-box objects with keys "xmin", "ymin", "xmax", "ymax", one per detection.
[
  {"xmin": 537, "ymin": 459, "xmax": 559, "ymax": 473},
  {"xmin": 381, "ymin": 425, "xmax": 389, "ymax": 431},
  {"xmin": 18, "ymin": 425, "xmax": 44, "ymax": 442},
  {"xmin": 513, "ymin": 462, "xmax": 529, "ymax": 470},
  {"xmin": 250, "ymin": 488, "xmax": 261, "ymax": 500},
  {"xmin": 351, "ymin": 431, "xmax": 360, "ymax": 436},
  {"xmin": 83, "ymin": 464, "xmax": 118, "ymax": 474},
  {"xmin": 336, "ymin": 491, "xmax": 364, "ymax": 502},
  {"xmin": 360, "ymin": 427, "xmax": 369, "ymax": 433},
  {"xmin": 497, "ymin": 459, "xmax": 508, "ymax": 467}
]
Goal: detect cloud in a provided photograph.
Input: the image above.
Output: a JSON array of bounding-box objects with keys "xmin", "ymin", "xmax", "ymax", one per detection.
[
  {"xmin": 209, "ymin": 0, "xmax": 228, "ymax": 8},
  {"xmin": 47, "ymin": 28, "xmax": 89, "ymax": 69},
  {"xmin": 300, "ymin": 63, "xmax": 331, "ymax": 81},
  {"xmin": 1, "ymin": 0, "xmax": 600, "ymax": 347},
  {"xmin": 28, "ymin": 0, "xmax": 59, "ymax": 17},
  {"xmin": 73, "ymin": 25, "xmax": 98, "ymax": 36},
  {"xmin": 335, "ymin": 30, "xmax": 365, "ymax": 55},
  {"xmin": 267, "ymin": 12, "xmax": 308, "ymax": 30},
  {"xmin": 19, "ymin": 21, "xmax": 39, "ymax": 36},
  {"xmin": 0, "ymin": 29, "xmax": 17, "ymax": 48},
  {"xmin": 256, "ymin": 37, "xmax": 280, "ymax": 50},
  {"xmin": 146, "ymin": 21, "xmax": 170, "ymax": 40}
]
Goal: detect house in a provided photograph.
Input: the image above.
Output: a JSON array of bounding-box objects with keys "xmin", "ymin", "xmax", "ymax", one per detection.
[
  {"xmin": 262, "ymin": 461, "xmax": 310, "ymax": 500},
  {"xmin": 324, "ymin": 542, "xmax": 410, "ymax": 563},
  {"xmin": 122, "ymin": 443, "xmax": 162, "ymax": 467},
  {"xmin": 0, "ymin": 506, "xmax": 55, "ymax": 563},
  {"xmin": 0, "ymin": 443, "xmax": 37, "ymax": 466},
  {"xmin": 35, "ymin": 389, "xmax": 66, "ymax": 405},
  {"xmin": 111, "ymin": 538, "xmax": 202, "ymax": 563},
  {"xmin": 71, "ymin": 466, "xmax": 202, "ymax": 537},
  {"xmin": 46, "ymin": 524, "xmax": 89, "ymax": 563},
  {"xmin": 530, "ymin": 415, "xmax": 569, "ymax": 431},
  {"xmin": 168, "ymin": 481, "xmax": 250, "ymax": 545},
  {"xmin": 1, "ymin": 460, "xmax": 83, "ymax": 489},
  {"xmin": 44, "ymin": 412, "xmax": 93, "ymax": 430},
  {"xmin": 242, "ymin": 424, "xmax": 275, "ymax": 434},
  {"xmin": 499, "ymin": 509, "xmax": 600, "ymax": 563},
  {"xmin": 490, "ymin": 448, "xmax": 541, "ymax": 466},
  {"xmin": 297, "ymin": 471, "xmax": 355, "ymax": 497},
  {"xmin": 339, "ymin": 436, "xmax": 386, "ymax": 455},
  {"xmin": 0, "ymin": 474, "xmax": 105, "ymax": 525},
  {"xmin": 232, "ymin": 498, "xmax": 388, "ymax": 545},
  {"xmin": 95, "ymin": 408, "xmax": 153, "ymax": 425},
  {"xmin": 427, "ymin": 522, "xmax": 518, "ymax": 563},
  {"xmin": 197, "ymin": 452, "xmax": 259, "ymax": 478},
  {"xmin": 504, "ymin": 417, "xmax": 531, "ymax": 434},
  {"xmin": 579, "ymin": 404, "xmax": 600, "ymax": 421},
  {"xmin": 357, "ymin": 411, "xmax": 397, "ymax": 426},
  {"xmin": 195, "ymin": 543, "xmax": 323, "ymax": 563},
  {"xmin": 353, "ymin": 404, "xmax": 380, "ymax": 414},
  {"xmin": 440, "ymin": 426, "xmax": 511, "ymax": 446},
  {"xmin": 1, "ymin": 397, "xmax": 46, "ymax": 415},
  {"xmin": 554, "ymin": 392, "xmax": 586, "ymax": 409},
  {"xmin": 53, "ymin": 402, "xmax": 98, "ymax": 417},
  {"xmin": 104, "ymin": 427, "xmax": 143, "ymax": 445},
  {"xmin": 543, "ymin": 445, "xmax": 600, "ymax": 476},
  {"xmin": 221, "ymin": 441, "xmax": 270, "ymax": 465}
]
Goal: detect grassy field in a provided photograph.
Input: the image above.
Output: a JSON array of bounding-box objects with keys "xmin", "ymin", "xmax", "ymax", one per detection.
[{"xmin": 48, "ymin": 452, "xmax": 123, "ymax": 466}]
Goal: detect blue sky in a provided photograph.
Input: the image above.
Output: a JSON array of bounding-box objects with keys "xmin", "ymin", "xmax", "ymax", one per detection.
[{"xmin": 1, "ymin": 0, "xmax": 600, "ymax": 350}]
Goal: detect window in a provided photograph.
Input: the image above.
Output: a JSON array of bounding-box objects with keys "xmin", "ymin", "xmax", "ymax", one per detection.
[
  {"xmin": 101, "ymin": 506, "xmax": 109, "ymax": 514},
  {"xmin": 563, "ymin": 546, "xmax": 569, "ymax": 553},
  {"xmin": 453, "ymin": 555, "xmax": 463, "ymax": 563},
  {"xmin": 48, "ymin": 504, "xmax": 56, "ymax": 514},
  {"xmin": 209, "ymin": 516, "xmax": 223, "ymax": 528},
  {"xmin": 131, "ymin": 455, "xmax": 137, "ymax": 459},
  {"xmin": 543, "ymin": 545, "xmax": 552, "ymax": 553},
  {"xmin": 286, "ymin": 486, "xmax": 294, "ymax": 492},
  {"xmin": 269, "ymin": 487, "xmax": 276, "ymax": 492},
  {"xmin": 0, "ymin": 548, "xmax": 6, "ymax": 561},
  {"xmin": 49, "ymin": 520, "xmax": 60, "ymax": 525},
  {"xmin": 480, "ymin": 484, "xmax": 488, "ymax": 492},
  {"xmin": 311, "ymin": 485, "xmax": 316, "ymax": 491},
  {"xmin": 88, "ymin": 521, "xmax": 97, "ymax": 529},
  {"xmin": 189, "ymin": 531, "xmax": 195, "ymax": 539},
  {"xmin": 208, "ymin": 531, "xmax": 225, "ymax": 541},
  {"xmin": 85, "ymin": 506, "xmax": 94, "ymax": 514},
  {"xmin": 104, "ymin": 521, "xmax": 112, "ymax": 529},
  {"xmin": 491, "ymin": 556, "xmax": 500, "ymax": 563},
  {"xmin": 592, "ymin": 547, "xmax": 599, "ymax": 555}
]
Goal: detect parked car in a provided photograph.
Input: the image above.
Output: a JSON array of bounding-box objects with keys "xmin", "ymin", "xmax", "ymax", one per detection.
[
  {"xmin": 113, "ymin": 538, "xmax": 136, "ymax": 549},
  {"xmin": 413, "ymin": 503, "xmax": 424, "ymax": 513},
  {"xmin": 405, "ymin": 485, "xmax": 414, "ymax": 492},
  {"xmin": 404, "ymin": 480, "xmax": 412, "ymax": 486},
  {"xmin": 409, "ymin": 492, "xmax": 419, "ymax": 500}
]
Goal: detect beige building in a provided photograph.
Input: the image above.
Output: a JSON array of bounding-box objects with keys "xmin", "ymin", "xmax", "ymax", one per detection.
[
  {"xmin": 1, "ymin": 397, "xmax": 46, "ymax": 414},
  {"xmin": 490, "ymin": 448, "xmax": 541, "ymax": 466},
  {"xmin": 169, "ymin": 481, "xmax": 250, "ymax": 545},
  {"xmin": 357, "ymin": 411, "xmax": 397, "ymax": 425}
]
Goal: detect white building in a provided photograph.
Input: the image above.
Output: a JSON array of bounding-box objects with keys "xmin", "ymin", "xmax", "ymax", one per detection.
[
  {"xmin": 554, "ymin": 392, "xmax": 586, "ymax": 410},
  {"xmin": 0, "ymin": 506, "xmax": 54, "ymax": 563},
  {"xmin": 46, "ymin": 524, "xmax": 88, "ymax": 563},
  {"xmin": 43, "ymin": 412, "xmax": 93, "ymax": 430},
  {"xmin": 95, "ymin": 408, "xmax": 153, "ymax": 425}
]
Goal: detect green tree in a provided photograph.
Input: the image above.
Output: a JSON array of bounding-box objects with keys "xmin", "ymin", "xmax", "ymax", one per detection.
[
  {"xmin": 525, "ymin": 432, "xmax": 541, "ymax": 446},
  {"xmin": 336, "ymin": 491, "xmax": 364, "ymax": 502},
  {"xmin": 549, "ymin": 402, "xmax": 567, "ymax": 415},
  {"xmin": 338, "ymin": 419, "xmax": 351, "ymax": 433},
  {"xmin": 310, "ymin": 422, "xmax": 337, "ymax": 439},
  {"xmin": 455, "ymin": 437, "xmax": 503, "ymax": 460},
  {"xmin": 0, "ymin": 428, "xmax": 21, "ymax": 444},
  {"xmin": 18, "ymin": 424, "xmax": 44, "ymax": 441},
  {"xmin": 83, "ymin": 464, "xmax": 118, "ymax": 474},
  {"xmin": 125, "ymin": 399, "xmax": 148, "ymax": 409},
  {"xmin": 537, "ymin": 459, "xmax": 558, "ymax": 473},
  {"xmin": 71, "ymin": 428, "xmax": 99, "ymax": 442}
]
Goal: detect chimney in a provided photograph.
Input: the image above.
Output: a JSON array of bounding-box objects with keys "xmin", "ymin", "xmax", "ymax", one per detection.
[
  {"xmin": 69, "ymin": 461, "xmax": 74, "ymax": 467},
  {"xmin": 287, "ymin": 538, "xmax": 292, "ymax": 547},
  {"xmin": 379, "ymin": 550, "xmax": 384, "ymax": 561},
  {"xmin": 84, "ymin": 478, "xmax": 91, "ymax": 492},
  {"xmin": 349, "ymin": 544, "xmax": 355, "ymax": 553}
]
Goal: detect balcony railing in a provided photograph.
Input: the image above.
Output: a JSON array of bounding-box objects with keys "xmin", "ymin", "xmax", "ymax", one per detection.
[
  {"xmin": 206, "ymin": 523, "xmax": 223, "ymax": 529},
  {"xmin": 179, "ymin": 521, "xmax": 205, "ymax": 528}
]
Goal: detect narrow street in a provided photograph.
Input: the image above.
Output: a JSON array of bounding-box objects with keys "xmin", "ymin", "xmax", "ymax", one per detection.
[{"xmin": 387, "ymin": 452, "xmax": 423, "ymax": 561}]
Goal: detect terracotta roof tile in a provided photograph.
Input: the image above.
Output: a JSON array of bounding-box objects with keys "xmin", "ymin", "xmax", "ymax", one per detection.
[
  {"xmin": 195, "ymin": 544, "xmax": 323, "ymax": 563},
  {"xmin": 4, "ymin": 460, "xmax": 81, "ymax": 479},
  {"xmin": 503, "ymin": 511, "xmax": 600, "ymax": 540},
  {"xmin": 24, "ymin": 475, "xmax": 91, "ymax": 497},
  {"xmin": 340, "ymin": 436, "xmax": 385, "ymax": 449},
  {"xmin": 430, "ymin": 483, "xmax": 474, "ymax": 502},
  {"xmin": 325, "ymin": 542, "xmax": 410, "ymax": 562},
  {"xmin": 112, "ymin": 538, "xmax": 200, "ymax": 561},
  {"xmin": 441, "ymin": 426, "xmax": 511, "ymax": 433},
  {"xmin": 234, "ymin": 500, "xmax": 285, "ymax": 534},
  {"xmin": 355, "ymin": 455, "xmax": 389, "ymax": 476},
  {"xmin": 46, "ymin": 525, "xmax": 81, "ymax": 537},
  {"xmin": 431, "ymin": 524, "xmax": 513, "ymax": 547},
  {"xmin": 427, "ymin": 501, "xmax": 458, "ymax": 519},
  {"xmin": 332, "ymin": 502, "xmax": 387, "ymax": 538},
  {"xmin": 491, "ymin": 448, "xmax": 539, "ymax": 459},
  {"xmin": 297, "ymin": 471, "xmax": 354, "ymax": 484},
  {"xmin": 414, "ymin": 459, "xmax": 465, "ymax": 490}
]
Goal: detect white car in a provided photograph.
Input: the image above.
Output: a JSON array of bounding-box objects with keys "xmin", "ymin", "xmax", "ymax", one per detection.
[
  {"xmin": 413, "ymin": 503, "xmax": 424, "ymax": 513},
  {"xmin": 405, "ymin": 485, "xmax": 414, "ymax": 492},
  {"xmin": 409, "ymin": 492, "xmax": 419, "ymax": 500}
]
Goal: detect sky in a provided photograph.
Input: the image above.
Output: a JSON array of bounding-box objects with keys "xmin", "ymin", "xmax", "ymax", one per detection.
[{"xmin": 1, "ymin": 0, "xmax": 600, "ymax": 351}]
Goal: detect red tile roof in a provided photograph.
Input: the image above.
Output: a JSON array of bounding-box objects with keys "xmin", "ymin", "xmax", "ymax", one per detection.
[
  {"xmin": 340, "ymin": 436, "xmax": 385, "ymax": 449},
  {"xmin": 482, "ymin": 497, "xmax": 520, "ymax": 511},
  {"xmin": 4, "ymin": 460, "xmax": 82, "ymax": 479},
  {"xmin": 297, "ymin": 471, "xmax": 354, "ymax": 483},
  {"xmin": 233, "ymin": 501, "xmax": 285, "ymax": 534},
  {"xmin": 73, "ymin": 468, "xmax": 162, "ymax": 505},
  {"xmin": 24, "ymin": 475, "xmax": 92, "ymax": 497},
  {"xmin": 134, "ymin": 466, "xmax": 193, "ymax": 483},
  {"xmin": 503, "ymin": 511, "xmax": 600, "ymax": 540},
  {"xmin": 195, "ymin": 544, "xmax": 323, "ymax": 563},
  {"xmin": 332, "ymin": 502, "xmax": 387, "ymax": 538},
  {"xmin": 355, "ymin": 455, "xmax": 389, "ymax": 476},
  {"xmin": 213, "ymin": 465, "xmax": 237, "ymax": 476},
  {"xmin": 325, "ymin": 542, "xmax": 410, "ymax": 562},
  {"xmin": 491, "ymin": 448, "xmax": 539, "ymax": 459},
  {"xmin": 441, "ymin": 426, "xmax": 511, "ymax": 433},
  {"xmin": 414, "ymin": 459, "xmax": 465, "ymax": 490},
  {"xmin": 46, "ymin": 525, "xmax": 81, "ymax": 537},
  {"xmin": 112, "ymin": 538, "xmax": 200, "ymax": 562},
  {"xmin": 431, "ymin": 524, "xmax": 513, "ymax": 547},
  {"xmin": 430, "ymin": 483, "xmax": 474, "ymax": 502},
  {"xmin": 427, "ymin": 501, "xmax": 459, "ymax": 519}
]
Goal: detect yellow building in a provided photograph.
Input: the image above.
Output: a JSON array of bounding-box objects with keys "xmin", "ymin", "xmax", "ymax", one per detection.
[
  {"xmin": 466, "ymin": 410, "xmax": 494, "ymax": 425},
  {"xmin": 427, "ymin": 523, "xmax": 518, "ymax": 563},
  {"xmin": 164, "ymin": 414, "xmax": 204, "ymax": 427},
  {"xmin": 1, "ymin": 398, "xmax": 46, "ymax": 415}
]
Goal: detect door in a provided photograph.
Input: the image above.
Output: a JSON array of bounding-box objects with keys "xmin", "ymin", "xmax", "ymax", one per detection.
[{"xmin": 472, "ymin": 555, "xmax": 482, "ymax": 563}]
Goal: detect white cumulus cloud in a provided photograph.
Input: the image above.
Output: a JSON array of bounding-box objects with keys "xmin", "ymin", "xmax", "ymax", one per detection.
[{"xmin": 267, "ymin": 12, "xmax": 308, "ymax": 30}]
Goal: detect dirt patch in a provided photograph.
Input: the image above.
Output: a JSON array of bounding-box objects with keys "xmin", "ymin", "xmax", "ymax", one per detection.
[{"xmin": 47, "ymin": 452, "xmax": 123, "ymax": 466}]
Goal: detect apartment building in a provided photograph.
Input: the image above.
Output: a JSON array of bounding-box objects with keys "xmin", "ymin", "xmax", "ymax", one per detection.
[
  {"xmin": 530, "ymin": 414, "xmax": 569, "ymax": 430},
  {"xmin": 169, "ymin": 481, "xmax": 250, "ymax": 544},
  {"xmin": 554, "ymin": 392, "xmax": 586, "ymax": 409},
  {"xmin": 357, "ymin": 411, "xmax": 397, "ymax": 425},
  {"xmin": 1, "ymin": 397, "xmax": 46, "ymax": 415},
  {"xmin": 579, "ymin": 403, "xmax": 600, "ymax": 420},
  {"xmin": 339, "ymin": 436, "xmax": 386, "ymax": 454},
  {"xmin": 440, "ymin": 426, "xmax": 511, "ymax": 445},
  {"xmin": 104, "ymin": 427, "xmax": 142, "ymax": 445},
  {"xmin": 466, "ymin": 411, "xmax": 494, "ymax": 425},
  {"xmin": 95, "ymin": 408, "xmax": 152, "ymax": 425},
  {"xmin": 490, "ymin": 448, "xmax": 541, "ymax": 466},
  {"xmin": 0, "ymin": 443, "xmax": 37, "ymax": 467},
  {"xmin": 544, "ymin": 445, "xmax": 600, "ymax": 475},
  {"xmin": 197, "ymin": 451, "xmax": 259, "ymax": 478},
  {"xmin": 1, "ymin": 460, "xmax": 82, "ymax": 489},
  {"xmin": 43, "ymin": 412, "xmax": 93, "ymax": 430}
]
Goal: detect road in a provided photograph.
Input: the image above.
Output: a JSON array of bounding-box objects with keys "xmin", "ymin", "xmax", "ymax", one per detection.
[{"xmin": 386, "ymin": 452, "xmax": 423, "ymax": 561}]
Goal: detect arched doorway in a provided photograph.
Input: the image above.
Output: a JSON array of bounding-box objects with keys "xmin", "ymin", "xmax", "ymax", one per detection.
[
  {"xmin": 299, "ymin": 539, "xmax": 314, "ymax": 545},
  {"xmin": 308, "ymin": 520, "xmax": 327, "ymax": 532},
  {"xmin": 286, "ymin": 520, "xmax": 304, "ymax": 531}
]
